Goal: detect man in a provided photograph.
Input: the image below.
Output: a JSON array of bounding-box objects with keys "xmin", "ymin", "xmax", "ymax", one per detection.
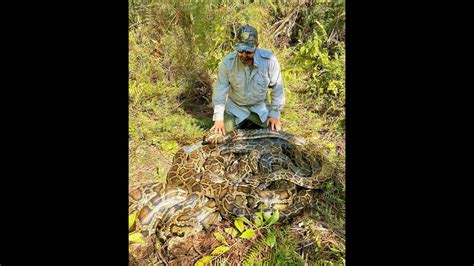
[{"xmin": 210, "ymin": 24, "xmax": 285, "ymax": 135}]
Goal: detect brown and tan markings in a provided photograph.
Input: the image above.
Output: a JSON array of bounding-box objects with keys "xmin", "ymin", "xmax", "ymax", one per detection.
[{"xmin": 129, "ymin": 128, "xmax": 333, "ymax": 258}]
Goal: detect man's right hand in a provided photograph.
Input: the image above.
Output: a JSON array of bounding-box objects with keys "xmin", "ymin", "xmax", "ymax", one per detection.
[{"xmin": 210, "ymin": 120, "xmax": 225, "ymax": 135}]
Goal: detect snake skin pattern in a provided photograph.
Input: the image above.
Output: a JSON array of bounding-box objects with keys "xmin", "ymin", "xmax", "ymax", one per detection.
[{"xmin": 129, "ymin": 129, "xmax": 332, "ymax": 258}]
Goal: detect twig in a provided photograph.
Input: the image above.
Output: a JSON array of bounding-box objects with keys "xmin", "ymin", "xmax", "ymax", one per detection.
[
  {"xmin": 270, "ymin": 2, "xmax": 306, "ymax": 38},
  {"xmin": 270, "ymin": 19, "xmax": 284, "ymax": 30},
  {"xmin": 157, "ymin": 246, "xmax": 169, "ymax": 266},
  {"xmin": 208, "ymin": 226, "xmax": 266, "ymax": 263},
  {"xmin": 300, "ymin": 241, "xmax": 315, "ymax": 249},
  {"xmin": 327, "ymin": 10, "xmax": 344, "ymax": 46},
  {"xmin": 193, "ymin": 242, "xmax": 205, "ymax": 257}
]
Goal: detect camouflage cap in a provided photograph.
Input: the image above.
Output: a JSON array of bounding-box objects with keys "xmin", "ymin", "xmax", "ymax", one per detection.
[{"xmin": 235, "ymin": 24, "xmax": 258, "ymax": 52}]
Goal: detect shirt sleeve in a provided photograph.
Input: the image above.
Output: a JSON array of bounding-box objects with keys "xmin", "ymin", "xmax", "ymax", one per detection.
[
  {"xmin": 212, "ymin": 60, "xmax": 230, "ymax": 121},
  {"xmin": 267, "ymin": 55, "xmax": 285, "ymax": 119}
]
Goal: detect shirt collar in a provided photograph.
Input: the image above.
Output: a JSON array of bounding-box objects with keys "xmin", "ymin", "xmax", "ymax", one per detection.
[{"xmin": 253, "ymin": 48, "xmax": 262, "ymax": 67}]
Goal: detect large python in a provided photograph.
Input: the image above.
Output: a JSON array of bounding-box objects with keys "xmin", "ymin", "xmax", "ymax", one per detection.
[{"xmin": 129, "ymin": 129, "xmax": 332, "ymax": 259}]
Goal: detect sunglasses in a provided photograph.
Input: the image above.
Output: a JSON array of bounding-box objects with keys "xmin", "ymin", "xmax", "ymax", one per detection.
[{"xmin": 236, "ymin": 49, "xmax": 255, "ymax": 54}]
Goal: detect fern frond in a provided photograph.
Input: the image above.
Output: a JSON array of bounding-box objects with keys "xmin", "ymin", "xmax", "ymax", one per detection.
[
  {"xmin": 211, "ymin": 256, "xmax": 229, "ymax": 266},
  {"xmin": 242, "ymin": 237, "xmax": 268, "ymax": 266}
]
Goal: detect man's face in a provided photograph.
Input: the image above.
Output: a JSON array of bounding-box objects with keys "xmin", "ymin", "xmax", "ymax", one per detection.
[{"xmin": 237, "ymin": 50, "xmax": 255, "ymax": 64}]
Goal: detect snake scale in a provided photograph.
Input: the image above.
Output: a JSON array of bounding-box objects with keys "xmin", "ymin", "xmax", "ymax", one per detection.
[{"xmin": 129, "ymin": 129, "xmax": 333, "ymax": 259}]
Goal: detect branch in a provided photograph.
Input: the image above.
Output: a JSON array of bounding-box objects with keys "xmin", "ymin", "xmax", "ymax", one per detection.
[{"xmin": 270, "ymin": 1, "xmax": 306, "ymax": 38}]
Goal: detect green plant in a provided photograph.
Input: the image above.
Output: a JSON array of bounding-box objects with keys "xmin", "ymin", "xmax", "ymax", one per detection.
[
  {"xmin": 129, "ymin": 212, "xmax": 146, "ymax": 244},
  {"xmin": 194, "ymin": 210, "xmax": 281, "ymax": 265},
  {"xmin": 294, "ymin": 31, "xmax": 345, "ymax": 116},
  {"xmin": 265, "ymin": 227, "xmax": 305, "ymax": 266}
]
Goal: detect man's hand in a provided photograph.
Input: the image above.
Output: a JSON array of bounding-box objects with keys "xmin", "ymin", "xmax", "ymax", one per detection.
[
  {"xmin": 210, "ymin": 120, "xmax": 225, "ymax": 135},
  {"xmin": 267, "ymin": 117, "xmax": 282, "ymax": 131}
]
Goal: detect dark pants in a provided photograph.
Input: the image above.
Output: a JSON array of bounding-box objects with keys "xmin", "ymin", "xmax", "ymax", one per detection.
[{"xmin": 224, "ymin": 111, "xmax": 268, "ymax": 133}]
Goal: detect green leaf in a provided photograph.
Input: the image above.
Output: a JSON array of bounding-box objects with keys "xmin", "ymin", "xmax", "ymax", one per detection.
[
  {"xmin": 266, "ymin": 210, "xmax": 280, "ymax": 226},
  {"xmin": 263, "ymin": 212, "xmax": 272, "ymax": 221},
  {"xmin": 161, "ymin": 140, "xmax": 179, "ymax": 154},
  {"xmin": 234, "ymin": 218, "xmax": 245, "ymax": 233},
  {"xmin": 129, "ymin": 212, "xmax": 137, "ymax": 230},
  {"xmin": 239, "ymin": 216, "xmax": 252, "ymax": 226},
  {"xmin": 253, "ymin": 213, "xmax": 264, "ymax": 227},
  {"xmin": 239, "ymin": 229, "xmax": 255, "ymax": 239},
  {"xmin": 211, "ymin": 245, "xmax": 230, "ymax": 255},
  {"xmin": 266, "ymin": 231, "xmax": 276, "ymax": 248},
  {"xmin": 194, "ymin": 255, "xmax": 213, "ymax": 266},
  {"xmin": 129, "ymin": 232, "xmax": 145, "ymax": 243},
  {"xmin": 213, "ymin": 232, "xmax": 228, "ymax": 245},
  {"xmin": 224, "ymin": 227, "xmax": 238, "ymax": 238}
]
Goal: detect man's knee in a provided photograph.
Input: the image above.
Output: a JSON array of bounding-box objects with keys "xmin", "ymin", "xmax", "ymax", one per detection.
[
  {"xmin": 223, "ymin": 112, "xmax": 236, "ymax": 133},
  {"xmin": 247, "ymin": 112, "xmax": 268, "ymax": 128}
]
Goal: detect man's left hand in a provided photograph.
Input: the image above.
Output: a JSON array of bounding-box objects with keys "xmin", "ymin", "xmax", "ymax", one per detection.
[{"xmin": 267, "ymin": 117, "xmax": 282, "ymax": 131}]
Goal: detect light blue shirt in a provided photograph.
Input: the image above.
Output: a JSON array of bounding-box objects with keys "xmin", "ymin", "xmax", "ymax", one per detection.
[{"xmin": 212, "ymin": 48, "xmax": 285, "ymax": 125}]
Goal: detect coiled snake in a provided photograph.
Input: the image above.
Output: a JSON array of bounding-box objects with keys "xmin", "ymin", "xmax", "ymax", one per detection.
[{"xmin": 129, "ymin": 129, "xmax": 333, "ymax": 258}]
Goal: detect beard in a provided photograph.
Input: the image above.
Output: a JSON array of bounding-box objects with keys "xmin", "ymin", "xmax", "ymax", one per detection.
[{"xmin": 239, "ymin": 56, "xmax": 253, "ymax": 64}]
